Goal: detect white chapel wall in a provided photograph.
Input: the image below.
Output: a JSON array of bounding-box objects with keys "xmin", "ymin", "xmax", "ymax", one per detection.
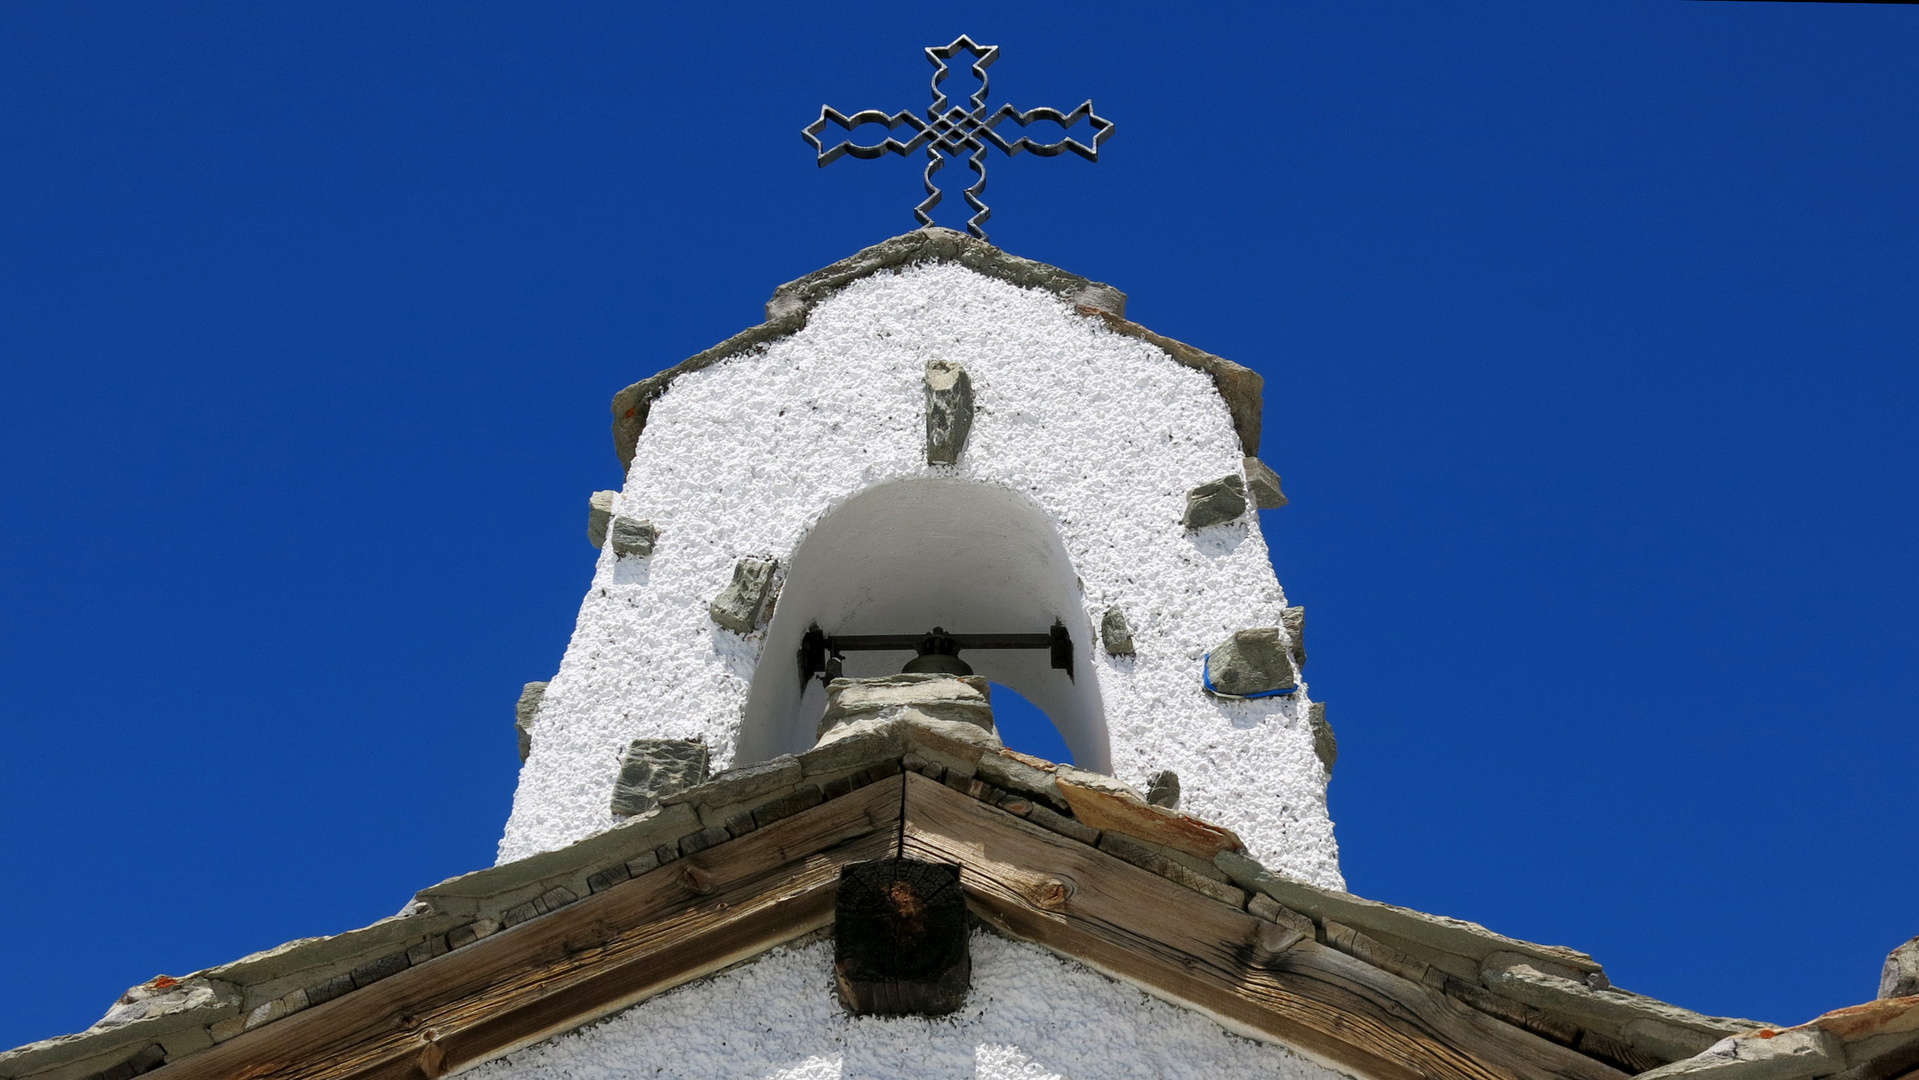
[
  {"xmin": 498, "ymin": 261, "xmax": 1342, "ymax": 889},
  {"xmin": 464, "ymin": 932, "xmax": 1364, "ymax": 1080}
]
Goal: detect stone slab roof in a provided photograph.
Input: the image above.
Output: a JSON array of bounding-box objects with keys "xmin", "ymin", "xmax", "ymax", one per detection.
[
  {"xmin": 609, "ymin": 227, "xmax": 1267, "ymax": 468},
  {"xmin": 5, "ymin": 714, "xmax": 1867, "ymax": 1080}
]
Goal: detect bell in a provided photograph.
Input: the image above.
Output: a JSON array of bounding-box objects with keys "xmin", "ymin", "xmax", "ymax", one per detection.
[{"xmin": 900, "ymin": 628, "xmax": 974, "ymax": 676}]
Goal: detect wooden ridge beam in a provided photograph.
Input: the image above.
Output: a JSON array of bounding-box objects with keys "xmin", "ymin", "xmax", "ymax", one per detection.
[
  {"xmin": 898, "ymin": 773, "xmax": 1627, "ymax": 1080},
  {"xmin": 147, "ymin": 778, "xmax": 903, "ymax": 1080}
]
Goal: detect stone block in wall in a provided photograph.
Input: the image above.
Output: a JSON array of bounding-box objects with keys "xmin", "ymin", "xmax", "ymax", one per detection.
[
  {"xmin": 975, "ymin": 748, "xmax": 1062, "ymax": 808},
  {"xmin": 1100, "ymin": 606, "xmax": 1135, "ymax": 656},
  {"xmin": 1309, "ymin": 702, "xmax": 1337, "ymax": 774},
  {"xmin": 1183, "ymin": 474, "xmax": 1247, "ymax": 530},
  {"xmin": 1883, "ymin": 936, "xmax": 1919, "ymax": 999},
  {"xmin": 1282, "ymin": 606, "xmax": 1306, "ymax": 669},
  {"xmin": 610, "ymin": 739, "xmax": 710, "ymax": 818},
  {"xmin": 1145, "ymin": 769, "xmax": 1180, "ymax": 809},
  {"xmin": 608, "ymin": 515, "xmax": 658, "ymax": 559},
  {"xmin": 587, "ymin": 490, "xmax": 617, "ymax": 548},
  {"xmin": 1244, "ymin": 457, "xmax": 1288, "ymax": 509},
  {"xmin": 924, "ymin": 358, "xmax": 974, "ymax": 464},
  {"xmin": 1203, "ymin": 628, "xmax": 1296, "ymax": 698},
  {"xmin": 515, "ymin": 682, "xmax": 547, "ymax": 763},
  {"xmin": 708, "ymin": 556, "xmax": 777, "ymax": 633}
]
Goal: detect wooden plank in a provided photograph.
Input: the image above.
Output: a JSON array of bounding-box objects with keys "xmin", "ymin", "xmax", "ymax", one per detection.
[
  {"xmin": 897, "ymin": 773, "xmax": 1627, "ymax": 1080},
  {"xmin": 148, "ymin": 770, "xmax": 1629, "ymax": 1080},
  {"xmin": 150, "ymin": 777, "xmax": 904, "ymax": 1080}
]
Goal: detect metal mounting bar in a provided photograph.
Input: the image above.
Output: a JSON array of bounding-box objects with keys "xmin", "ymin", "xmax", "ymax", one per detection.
[
  {"xmin": 828, "ymin": 633, "xmax": 1055, "ymax": 651},
  {"xmin": 800, "ymin": 623, "xmax": 1073, "ymax": 687}
]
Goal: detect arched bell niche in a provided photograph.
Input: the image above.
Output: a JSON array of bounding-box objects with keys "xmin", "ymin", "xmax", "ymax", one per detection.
[{"xmin": 737, "ymin": 478, "xmax": 1111, "ymax": 772}]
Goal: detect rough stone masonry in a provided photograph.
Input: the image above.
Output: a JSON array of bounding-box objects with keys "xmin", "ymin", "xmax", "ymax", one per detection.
[{"xmin": 924, "ymin": 358, "xmax": 974, "ymax": 464}]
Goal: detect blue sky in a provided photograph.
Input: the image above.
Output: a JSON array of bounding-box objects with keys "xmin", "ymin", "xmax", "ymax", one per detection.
[{"xmin": 2, "ymin": 0, "xmax": 1915, "ymax": 1048}]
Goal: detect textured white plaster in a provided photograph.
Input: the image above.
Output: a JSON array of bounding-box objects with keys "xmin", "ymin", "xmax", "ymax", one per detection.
[
  {"xmin": 500, "ymin": 260, "xmax": 1341, "ymax": 888},
  {"xmin": 465, "ymin": 933, "xmax": 1360, "ymax": 1080}
]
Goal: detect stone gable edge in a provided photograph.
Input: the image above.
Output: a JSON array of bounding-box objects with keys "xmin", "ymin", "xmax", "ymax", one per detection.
[{"xmin": 609, "ymin": 227, "xmax": 1265, "ymax": 469}]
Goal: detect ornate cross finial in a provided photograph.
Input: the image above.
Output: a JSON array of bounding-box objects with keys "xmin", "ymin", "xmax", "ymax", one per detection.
[{"xmin": 803, "ymin": 35, "xmax": 1114, "ymax": 243}]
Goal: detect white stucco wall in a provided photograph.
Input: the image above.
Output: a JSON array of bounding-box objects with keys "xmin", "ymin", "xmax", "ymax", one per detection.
[
  {"xmin": 499, "ymin": 260, "xmax": 1342, "ymax": 890},
  {"xmin": 464, "ymin": 932, "xmax": 1361, "ymax": 1080}
]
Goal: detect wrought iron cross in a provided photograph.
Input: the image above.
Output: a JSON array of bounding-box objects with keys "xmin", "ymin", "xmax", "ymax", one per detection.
[{"xmin": 803, "ymin": 35, "xmax": 1113, "ymax": 243}]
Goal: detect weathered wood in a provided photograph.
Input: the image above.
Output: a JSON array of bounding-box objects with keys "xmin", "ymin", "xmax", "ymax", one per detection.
[
  {"xmin": 834, "ymin": 858, "xmax": 970, "ymax": 1016},
  {"xmin": 148, "ymin": 770, "xmax": 1631, "ymax": 1080},
  {"xmin": 148, "ymin": 778, "xmax": 903, "ymax": 1080},
  {"xmin": 897, "ymin": 773, "xmax": 1627, "ymax": 1080}
]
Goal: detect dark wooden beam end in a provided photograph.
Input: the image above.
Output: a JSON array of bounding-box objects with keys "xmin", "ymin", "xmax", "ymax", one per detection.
[{"xmin": 834, "ymin": 858, "xmax": 970, "ymax": 1016}]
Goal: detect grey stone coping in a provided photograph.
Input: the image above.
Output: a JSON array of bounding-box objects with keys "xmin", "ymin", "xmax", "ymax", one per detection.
[
  {"xmin": 1215, "ymin": 849, "xmax": 1603, "ymax": 974},
  {"xmin": 609, "ymin": 227, "xmax": 1264, "ymax": 467},
  {"xmin": 194, "ymin": 910, "xmax": 463, "ymax": 1005},
  {"xmin": 1210, "ymin": 847, "xmax": 1795, "ymax": 1073},
  {"xmin": 1638, "ymin": 1027, "xmax": 1844, "ymax": 1080},
  {"xmin": 1482, "ymin": 954, "xmax": 1773, "ymax": 1042},
  {"xmin": 5, "ymin": 708, "xmax": 1825, "ymax": 1080},
  {"xmin": 764, "ymin": 227, "xmax": 1127, "ymax": 323},
  {"xmin": 1634, "ymin": 994, "xmax": 1919, "ymax": 1080},
  {"xmin": 0, "ymin": 979, "xmax": 240, "ymax": 1080},
  {"xmin": 818, "ymin": 674, "xmax": 996, "ymax": 740},
  {"xmin": 660, "ymin": 754, "xmax": 801, "ymax": 809}
]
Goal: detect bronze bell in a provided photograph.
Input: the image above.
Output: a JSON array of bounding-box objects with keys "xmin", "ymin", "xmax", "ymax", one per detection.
[{"xmin": 900, "ymin": 628, "xmax": 974, "ymax": 676}]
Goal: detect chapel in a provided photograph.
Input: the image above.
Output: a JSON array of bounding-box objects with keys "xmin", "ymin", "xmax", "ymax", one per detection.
[{"xmin": 6, "ymin": 37, "xmax": 1915, "ymax": 1080}]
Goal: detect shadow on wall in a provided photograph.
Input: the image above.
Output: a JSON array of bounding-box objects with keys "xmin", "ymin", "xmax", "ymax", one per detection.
[{"xmin": 737, "ymin": 478, "xmax": 1109, "ymax": 771}]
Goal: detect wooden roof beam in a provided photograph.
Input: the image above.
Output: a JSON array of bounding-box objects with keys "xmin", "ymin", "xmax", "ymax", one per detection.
[{"xmin": 144, "ymin": 773, "xmax": 1628, "ymax": 1080}]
